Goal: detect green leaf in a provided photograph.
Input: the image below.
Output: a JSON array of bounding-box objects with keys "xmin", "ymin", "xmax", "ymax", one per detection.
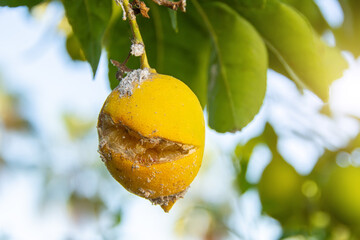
[
  {"xmin": 235, "ymin": 137, "xmax": 263, "ymax": 160},
  {"xmin": 262, "ymin": 122, "xmax": 278, "ymax": 151},
  {"xmin": 168, "ymin": 9, "xmax": 178, "ymax": 33},
  {"xmin": 62, "ymin": 0, "xmax": 112, "ymax": 76},
  {"xmin": 194, "ymin": 1, "xmax": 267, "ymax": 132},
  {"xmin": 334, "ymin": 0, "xmax": 360, "ymax": 56},
  {"xmin": 268, "ymin": 49, "xmax": 291, "ymax": 78},
  {"xmin": 268, "ymin": 48, "xmax": 305, "ymax": 93},
  {"xmin": 62, "ymin": 113, "xmax": 95, "ymax": 140},
  {"xmin": 0, "ymin": 0, "xmax": 44, "ymax": 8},
  {"xmin": 104, "ymin": 12, "xmax": 132, "ymax": 89},
  {"xmin": 112, "ymin": 211, "xmax": 122, "ymax": 227},
  {"xmin": 280, "ymin": 0, "xmax": 329, "ymax": 34},
  {"xmin": 238, "ymin": 0, "xmax": 267, "ymax": 9},
  {"xmin": 233, "ymin": 137, "xmax": 263, "ymax": 194},
  {"xmin": 231, "ymin": 0, "xmax": 347, "ymax": 101},
  {"xmin": 66, "ymin": 34, "xmax": 86, "ymax": 61}
]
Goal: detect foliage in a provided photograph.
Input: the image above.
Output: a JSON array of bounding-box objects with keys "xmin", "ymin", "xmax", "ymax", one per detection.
[
  {"xmin": 200, "ymin": 2, "xmax": 267, "ymax": 132},
  {"xmin": 233, "ymin": 123, "xmax": 360, "ymax": 239},
  {"xmin": 2, "ymin": 0, "xmax": 355, "ymax": 133},
  {"xmin": 62, "ymin": 0, "xmax": 112, "ymax": 76}
]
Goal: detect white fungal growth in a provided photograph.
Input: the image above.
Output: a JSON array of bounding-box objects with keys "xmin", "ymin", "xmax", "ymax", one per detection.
[
  {"xmin": 114, "ymin": 0, "xmax": 127, "ymax": 20},
  {"xmin": 181, "ymin": 0, "xmax": 187, "ymax": 11},
  {"xmin": 117, "ymin": 68, "xmax": 151, "ymax": 97},
  {"xmin": 131, "ymin": 43, "xmax": 145, "ymax": 57}
]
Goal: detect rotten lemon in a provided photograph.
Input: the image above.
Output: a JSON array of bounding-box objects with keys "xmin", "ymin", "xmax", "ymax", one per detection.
[{"xmin": 97, "ymin": 68, "xmax": 205, "ymax": 212}]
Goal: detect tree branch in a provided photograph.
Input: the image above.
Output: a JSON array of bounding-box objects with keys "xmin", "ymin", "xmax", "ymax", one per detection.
[{"xmin": 152, "ymin": 0, "xmax": 186, "ymax": 12}]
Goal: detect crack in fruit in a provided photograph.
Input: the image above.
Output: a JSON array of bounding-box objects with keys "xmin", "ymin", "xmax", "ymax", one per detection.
[
  {"xmin": 98, "ymin": 113, "xmax": 197, "ymax": 166},
  {"xmin": 97, "ymin": 72, "xmax": 205, "ymax": 212}
]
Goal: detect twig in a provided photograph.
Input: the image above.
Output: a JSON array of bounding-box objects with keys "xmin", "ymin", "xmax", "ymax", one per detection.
[
  {"xmin": 132, "ymin": 0, "xmax": 150, "ymax": 18},
  {"xmin": 111, "ymin": 58, "xmax": 132, "ymax": 81},
  {"xmin": 115, "ymin": 0, "xmax": 151, "ymax": 69},
  {"xmin": 152, "ymin": 0, "xmax": 186, "ymax": 12}
]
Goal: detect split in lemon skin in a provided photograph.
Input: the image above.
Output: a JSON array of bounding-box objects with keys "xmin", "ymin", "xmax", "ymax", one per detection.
[{"xmin": 97, "ymin": 68, "xmax": 205, "ymax": 212}]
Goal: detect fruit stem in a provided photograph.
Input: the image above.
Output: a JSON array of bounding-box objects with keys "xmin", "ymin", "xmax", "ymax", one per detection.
[{"xmin": 122, "ymin": 0, "xmax": 151, "ymax": 69}]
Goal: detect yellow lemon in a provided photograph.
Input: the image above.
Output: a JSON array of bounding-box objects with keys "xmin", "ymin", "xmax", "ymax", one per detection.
[{"xmin": 97, "ymin": 68, "xmax": 205, "ymax": 212}]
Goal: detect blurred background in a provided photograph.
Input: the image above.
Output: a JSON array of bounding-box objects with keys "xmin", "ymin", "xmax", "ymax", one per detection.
[{"xmin": 1, "ymin": 0, "xmax": 360, "ymax": 239}]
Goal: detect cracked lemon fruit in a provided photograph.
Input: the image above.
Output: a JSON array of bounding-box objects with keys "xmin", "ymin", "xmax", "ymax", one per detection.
[{"xmin": 97, "ymin": 69, "xmax": 205, "ymax": 212}]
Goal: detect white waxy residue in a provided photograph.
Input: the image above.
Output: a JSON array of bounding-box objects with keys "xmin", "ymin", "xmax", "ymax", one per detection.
[
  {"xmin": 117, "ymin": 68, "xmax": 151, "ymax": 97},
  {"xmin": 131, "ymin": 43, "xmax": 145, "ymax": 57}
]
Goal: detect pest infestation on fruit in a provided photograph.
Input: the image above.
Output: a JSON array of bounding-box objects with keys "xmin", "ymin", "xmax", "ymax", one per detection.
[{"xmin": 97, "ymin": 0, "xmax": 205, "ymax": 212}]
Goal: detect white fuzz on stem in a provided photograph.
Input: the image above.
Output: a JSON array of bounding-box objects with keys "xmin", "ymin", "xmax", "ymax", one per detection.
[
  {"xmin": 115, "ymin": 0, "xmax": 127, "ymax": 20},
  {"xmin": 131, "ymin": 43, "xmax": 145, "ymax": 57}
]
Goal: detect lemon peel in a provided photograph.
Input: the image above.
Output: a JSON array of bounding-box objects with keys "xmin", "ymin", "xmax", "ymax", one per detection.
[{"xmin": 97, "ymin": 71, "xmax": 205, "ymax": 212}]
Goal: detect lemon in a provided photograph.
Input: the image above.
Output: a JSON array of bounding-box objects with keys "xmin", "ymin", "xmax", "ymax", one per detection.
[{"xmin": 97, "ymin": 68, "xmax": 205, "ymax": 212}]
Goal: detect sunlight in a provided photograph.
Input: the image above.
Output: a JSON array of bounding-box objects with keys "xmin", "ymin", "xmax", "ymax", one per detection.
[{"xmin": 331, "ymin": 55, "xmax": 360, "ymax": 118}]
